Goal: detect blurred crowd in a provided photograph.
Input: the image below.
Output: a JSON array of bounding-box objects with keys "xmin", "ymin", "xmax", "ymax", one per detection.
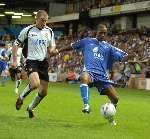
[
  {"xmin": 0, "ymin": 25, "xmax": 150, "ymax": 85},
  {"xmin": 89, "ymin": 0, "xmax": 148, "ymax": 9},
  {"xmin": 49, "ymin": 25, "xmax": 150, "ymax": 84},
  {"xmin": 66, "ymin": 0, "xmax": 149, "ymax": 13}
]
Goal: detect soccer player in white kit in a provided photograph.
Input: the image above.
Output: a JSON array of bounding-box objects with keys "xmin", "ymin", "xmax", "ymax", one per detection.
[
  {"xmin": 12, "ymin": 10, "xmax": 57, "ymax": 118},
  {"xmin": 9, "ymin": 47, "xmax": 24, "ymax": 94}
]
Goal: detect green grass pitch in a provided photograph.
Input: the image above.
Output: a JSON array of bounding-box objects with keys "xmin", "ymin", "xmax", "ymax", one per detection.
[{"xmin": 0, "ymin": 81, "xmax": 150, "ymax": 139}]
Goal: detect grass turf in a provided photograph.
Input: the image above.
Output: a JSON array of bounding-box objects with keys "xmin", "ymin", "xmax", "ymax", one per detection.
[{"xmin": 0, "ymin": 81, "xmax": 150, "ymax": 139}]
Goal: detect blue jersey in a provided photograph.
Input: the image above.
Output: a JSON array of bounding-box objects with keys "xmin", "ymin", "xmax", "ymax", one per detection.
[
  {"xmin": 0, "ymin": 48, "xmax": 7, "ymax": 58},
  {"xmin": 0, "ymin": 48, "xmax": 8, "ymax": 72},
  {"xmin": 72, "ymin": 37, "xmax": 127, "ymax": 82}
]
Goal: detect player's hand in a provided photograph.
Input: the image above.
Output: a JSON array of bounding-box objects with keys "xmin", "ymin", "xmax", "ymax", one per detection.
[
  {"xmin": 53, "ymin": 49, "xmax": 59, "ymax": 54},
  {"xmin": 49, "ymin": 49, "xmax": 59, "ymax": 56},
  {"xmin": 52, "ymin": 49, "xmax": 59, "ymax": 54}
]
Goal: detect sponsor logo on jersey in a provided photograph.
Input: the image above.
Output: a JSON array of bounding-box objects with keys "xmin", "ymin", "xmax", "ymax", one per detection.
[
  {"xmin": 45, "ymin": 33, "xmax": 48, "ymax": 39},
  {"xmin": 32, "ymin": 39, "xmax": 47, "ymax": 46},
  {"xmin": 93, "ymin": 47, "xmax": 104, "ymax": 60}
]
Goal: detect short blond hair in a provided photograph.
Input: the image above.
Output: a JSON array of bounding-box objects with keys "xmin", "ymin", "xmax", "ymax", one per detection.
[{"xmin": 36, "ymin": 10, "xmax": 48, "ymax": 19}]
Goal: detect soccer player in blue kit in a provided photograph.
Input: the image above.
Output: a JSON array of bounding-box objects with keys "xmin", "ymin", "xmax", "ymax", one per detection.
[
  {"xmin": 71, "ymin": 24, "xmax": 128, "ymax": 125},
  {"xmin": 0, "ymin": 43, "xmax": 9, "ymax": 86}
]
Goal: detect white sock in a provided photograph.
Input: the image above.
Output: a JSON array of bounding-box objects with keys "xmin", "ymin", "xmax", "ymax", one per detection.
[{"xmin": 20, "ymin": 84, "xmax": 31, "ymax": 100}]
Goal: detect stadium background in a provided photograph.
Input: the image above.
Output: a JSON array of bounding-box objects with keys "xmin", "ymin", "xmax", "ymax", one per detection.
[
  {"xmin": 0, "ymin": 0, "xmax": 150, "ymax": 139},
  {"xmin": 0, "ymin": 0, "xmax": 150, "ymax": 89}
]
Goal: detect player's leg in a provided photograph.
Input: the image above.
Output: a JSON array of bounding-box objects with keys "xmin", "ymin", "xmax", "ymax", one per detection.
[
  {"xmin": 16, "ymin": 72, "xmax": 40, "ymax": 110},
  {"xmin": 96, "ymin": 82, "xmax": 118, "ymax": 125},
  {"xmin": 27, "ymin": 80, "xmax": 48, "ymax": 118},
  {"xmin": 15, "ymin": 68, "xmax": 22, "ymax": 94},
  {"xmin": 16, "ymin": 60, "xmax": 40, "ymax": 110},
  {"xmin": 9, "ymin": 68, "xmax": 16, "ymax": 81},
  {"xmin": 1, "ymin": 70, "xmax": 8, "ymax": 86},
  {"xmin": 80, "ymin": 72, "xmax": 91, "ymax": 113},
  {"xmin": 105, "ymin": 86, "xmax": 119, "ymax": 125},
  {"xmin": 1, "ymin": 70, "xmax": 6, "ymax": 86},
  {"xmin": 0, "ymin": 61, "xmax": 3, "ymax": 85},
  {"xmin": 103, "ymin": 85, "xmax": 119, "ymax": 108},
  {"xmin": 26, "ymin": 58, "xmax": 49, "ymax": 118},
  {"xmin": 0, "ymin": 63, "xmax": 9, "ymax": 86},
  {"xmin": 104, "ymin": 86, "xmax": 119, "ymax": 126}
]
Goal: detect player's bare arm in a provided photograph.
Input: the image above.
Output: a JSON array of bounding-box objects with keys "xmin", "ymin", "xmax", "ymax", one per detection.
[
  {"xmin": 47, "ymin": 46, "xmax": 59, "ymax": 57},
  {"xmin": 12, "ymin": 45, "xmax": 19, "ymax": 68},
  {"xmin": 58, "ymin": 43, "xmax": 74, "ymax": 53}
]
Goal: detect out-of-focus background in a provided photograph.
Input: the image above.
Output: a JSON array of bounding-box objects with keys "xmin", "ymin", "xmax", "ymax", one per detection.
[
  {"xmin": 0, "ymin": 0, "xmax": 150, "ymax": 89},
  {"xmin": 0, "ymin": 1, "xmax": 150, "ymax": 139}
]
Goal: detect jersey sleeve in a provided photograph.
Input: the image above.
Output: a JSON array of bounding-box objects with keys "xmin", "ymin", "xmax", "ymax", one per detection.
[
  {"xmin": 13, "ymin": 27, "xmax": 29, "ymax": 47},
  {"xmin": 110, "ymin": 45, "xmax": 128, "ymax": 62},
  {"xmin": 48, "ymin": 29, "xmax": 56, "ymax": 48},
  {"xmin": 71, "ymin": 39, "xmax": 84, "ymax": 51},
  {"xmin": 51, "ymin": 31, "xmax": 56, "ymax": 47}
]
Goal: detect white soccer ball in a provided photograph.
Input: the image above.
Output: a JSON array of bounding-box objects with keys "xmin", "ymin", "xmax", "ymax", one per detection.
[{"xmin": 100, "ymin": 103, "xmax": 116, "ymax": 118}]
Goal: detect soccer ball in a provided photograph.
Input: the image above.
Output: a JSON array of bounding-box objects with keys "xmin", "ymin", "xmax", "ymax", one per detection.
[{"xmin": 100, "ymin": 103, "xmax": 116, "ymax": 118}]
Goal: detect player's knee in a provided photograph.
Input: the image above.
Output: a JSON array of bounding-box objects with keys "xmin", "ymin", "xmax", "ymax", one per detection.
[
  {"xmin": 34, "ymin": 82, "xmax": 40, "ymax": 89},
  {"xmin": 80, "ymin": 72, "xmax": 91, "ymax": 84},
  {"xmin": 29, "ymin": 74, "xmax": 40, "ymax": 89},
  {"xmin": 39, "ymin": 90, "xmax": 47, "ymax": 97},
  {"xmin": 30, "ymin": 81, "xmax": 40, "ymax": 89}
]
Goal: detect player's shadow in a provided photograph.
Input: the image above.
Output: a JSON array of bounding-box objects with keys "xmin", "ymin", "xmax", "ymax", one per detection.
[
  {"xmin": 0, "ymin": 114, "xmax": 108, "ymax": 130},
  {"xmin": 88, "ymin": 122, "xmax": 108, "ymax": 128},
  {"xmin": 15, "ymin": 116, "xmax": 28, "ymax": 120},
  {"xmin": 0, "ymin": 114, "xmax": 27, "ymax": 125},
  {"xmin": 45, "ymin": 118, "xmax": 107, "ymax": 129}
]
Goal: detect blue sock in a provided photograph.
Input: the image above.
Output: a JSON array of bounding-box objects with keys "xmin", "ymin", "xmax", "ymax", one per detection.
[{"xmin": 80, "ymin": 84, "xmax": 89, "ymax": 105}]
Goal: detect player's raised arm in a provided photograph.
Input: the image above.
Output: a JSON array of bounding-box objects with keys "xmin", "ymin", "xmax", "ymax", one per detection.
[
  {"xmin": 110, "ymin": 45, "xmax": 128, "ymax": 62},
  {"xmin": 58, "ymin": 39, "xmax": 84, "ymax": 53},
  {"xmin": 12, "ymin": 42, "xmax": 19, "ymax": 68},
  {"xmin": 47, "ymin": 28, "xmax": 60, "ymax": 57},
  {"xmin": 58, "ymin": 43, "xmax": 73, "ymax": 53}
]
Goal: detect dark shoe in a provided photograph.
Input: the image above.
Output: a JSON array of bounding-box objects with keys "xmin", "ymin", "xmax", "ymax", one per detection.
[
  {"xmin": 16, "ymin": 96, "xmax": 23, "ymax": 110},
  {"xmin": 26, "ymin": 107, "xmax": 34, "ymax": 118}
]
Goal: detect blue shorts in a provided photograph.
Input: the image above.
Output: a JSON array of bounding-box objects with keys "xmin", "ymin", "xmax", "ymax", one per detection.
[
  {"xmin": 88, "ymin": 72, "xmax": 114, "ymax": 95},
  {"xmin": 0, "ymin": 60, "xmax": 8, "ymax": 72}
]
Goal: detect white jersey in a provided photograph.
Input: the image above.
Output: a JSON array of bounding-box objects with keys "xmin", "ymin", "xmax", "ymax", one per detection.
[
  {"xmin": 9, "ymin": 47, "xmax": 23, "ymax": 66},
  {"xmin": 14, "ymin": 25, "xmax": 56, "ymax": 61}
]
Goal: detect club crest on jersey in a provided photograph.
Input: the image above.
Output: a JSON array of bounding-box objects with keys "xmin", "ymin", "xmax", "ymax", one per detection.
[
  {"xmin": 45, "ymin": 33, "xmax": 48, "ymax": 39},
  {"xmin": 93, "ymin": 47, "xmax": 104, "ymax": 60},
  {"xmin": 93, "ymin": 47, "xmax": 98, "ymax": 53}
]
